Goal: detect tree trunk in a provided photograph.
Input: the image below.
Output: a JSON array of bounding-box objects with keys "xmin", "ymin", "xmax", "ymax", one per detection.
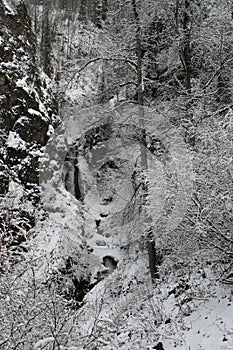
[
  {"xmin": 175, "ymin": 0, "xmax": 192, "ymax": 93},
  {"xmin": 132, "ymin": 0, "xmax": 159, "ymax": 283},
  {"xmin": 183, "ymin": 0, "xmax": 192, "ymax": 93},
  {"xmin": 102, "ymin": 0, "xmax": 108, "ymax": 22}
]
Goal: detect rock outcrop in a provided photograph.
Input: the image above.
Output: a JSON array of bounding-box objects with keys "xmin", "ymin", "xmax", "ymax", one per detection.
[{"xmin": 0, "ymin": 0, "xmax": 58, "ymax": 248}]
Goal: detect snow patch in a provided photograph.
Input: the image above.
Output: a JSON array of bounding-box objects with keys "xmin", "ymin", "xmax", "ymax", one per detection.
[
  {"xmin": 6, "ymin": 131, "xmax": 27, "ymax": 150},
  {"xmin": 33, "ymin": 337, "xmax": 55, "ymax": 349},
  {"xmin": 2, "ymin": 0, "xmax": 16, "ymax": 15},
  {"xmin": 47, "ymin": 125, "xmax": 54, "ymax": 137},
  {"xmin": 28, "ymin": 108, "xmax": 42, "ymax": 117},
  {"xmin": 16, "ymin": 76, "xmax": 31, "ymax": 93}
]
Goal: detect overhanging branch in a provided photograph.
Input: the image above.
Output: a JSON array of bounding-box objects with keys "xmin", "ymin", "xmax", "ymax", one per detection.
[{"xmin": 64, "ymin": 57, "xmax": 137, "ymax": 91}]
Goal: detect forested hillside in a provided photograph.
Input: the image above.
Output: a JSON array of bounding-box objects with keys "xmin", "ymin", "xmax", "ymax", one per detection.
[{"xmin": 0, "ymin": 1, "xmax": 232, "ymax": 349}]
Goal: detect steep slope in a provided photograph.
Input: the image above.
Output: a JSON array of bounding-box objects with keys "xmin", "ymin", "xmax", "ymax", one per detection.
[
  {"xmin": 0, "ymin": 2, "xmax": 232, "ymax": 349},
  {"xmin": 50, "ymin": 10, "xmax": 233, "ymax": 350},
  {"xmin": 0, "ymin": 0, "xmax": 58, "ymax": 248}
]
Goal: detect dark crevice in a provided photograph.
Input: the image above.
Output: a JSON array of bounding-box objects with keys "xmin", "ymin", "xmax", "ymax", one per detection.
[
  {"xmin": 74, "ymin": 165, "xmax": 82, "ymax": 200},
  {"xmin": 103, "ymin": 255, "xmax": 118, "ymax": 271}
]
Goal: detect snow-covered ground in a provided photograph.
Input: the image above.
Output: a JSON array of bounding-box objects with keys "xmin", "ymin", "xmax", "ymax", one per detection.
[
  {"xmin": 0, "ymin": 2, "xmax": 232, "ymax": 349},
  {"xmin": 36, "ymin": 152, "xmax": 233, "ymax": 350},
  {"xmin": 60, "ymin": 254, "xmax": 233, "ymax": 350},
  {"xmin": 34, "ymin": 15, "xmax": 233, "ymax": 349}
]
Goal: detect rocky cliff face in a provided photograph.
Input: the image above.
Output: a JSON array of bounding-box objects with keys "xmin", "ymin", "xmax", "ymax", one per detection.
[{"xmin": 0, "ymin": 0, "xmax": 58, "ymax": 248}]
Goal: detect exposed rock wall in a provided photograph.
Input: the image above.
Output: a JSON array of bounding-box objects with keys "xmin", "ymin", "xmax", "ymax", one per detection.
[{"xmin": 0, "ymin": 0, "xmax": 58, "ymax": 247}]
